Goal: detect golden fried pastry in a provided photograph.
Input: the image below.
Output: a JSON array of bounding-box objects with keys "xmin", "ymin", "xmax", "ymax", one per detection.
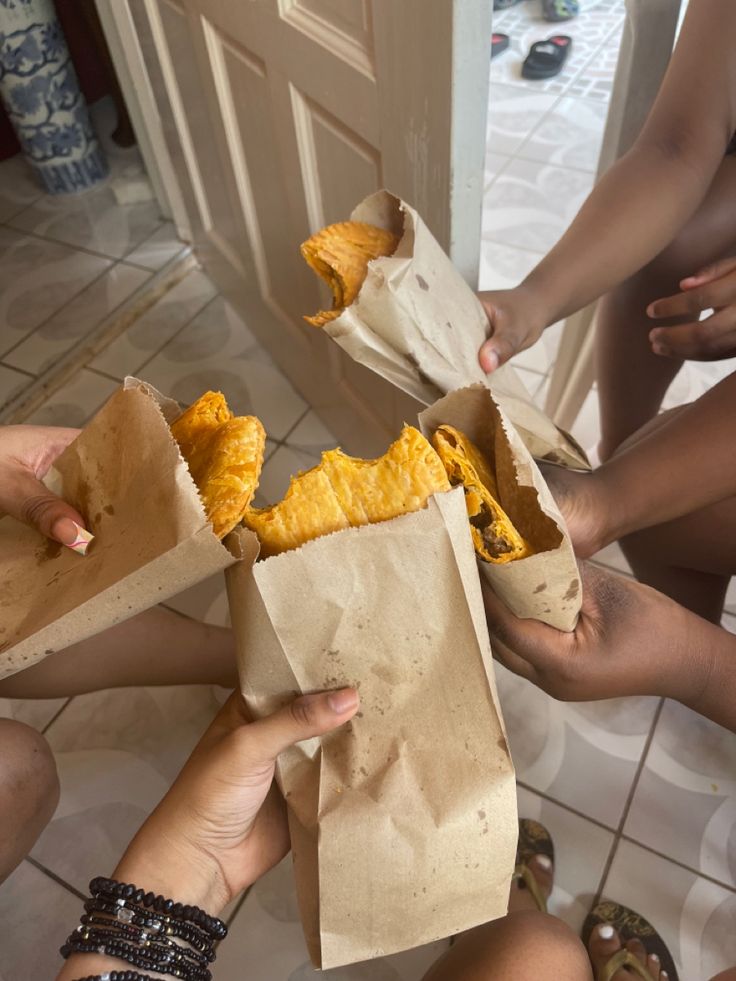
[
  {"xmin": 432, "ymin": 425, "xmax": 530, "ymax": 564},
  {"xmin": 243, "ymin": 425, "xmax": 449, "ymax": 557},
  {"xmin": 171, "ymin": 391, "xmax": 266, "ymax": 539},
  {"xmin": 301, "ymin": 221, "xmax": 399, "ymax": 327}
]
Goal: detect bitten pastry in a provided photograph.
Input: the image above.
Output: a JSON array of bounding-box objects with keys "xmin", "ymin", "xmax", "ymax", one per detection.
[
  {"xmin": 301, "ymin": 221, "xmax": 399, "ymax": 327},
  {"xmin": 432, "ymin": 425, "xmax": 531, "ymax": 564},
  {"xmin": 243, "ymin": 425, "xmax": 449, "ymax": 557},
  {"xmin": 171, "ymin": 391, "xmax": 266, "ymax": 539}
]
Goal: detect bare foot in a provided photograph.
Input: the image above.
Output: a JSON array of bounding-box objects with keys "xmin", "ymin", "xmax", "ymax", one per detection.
[
  {"xmin": 588, "ymin": 922, "xmax": 670, "ymax": 980},
  {"xmin": 508, "ymin": 853, "xmax": 554, "ymax": 914}
]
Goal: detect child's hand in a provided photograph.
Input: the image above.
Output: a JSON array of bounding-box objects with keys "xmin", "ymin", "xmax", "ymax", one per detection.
[
  {"xmin": 482, "ymin": 563, "xmax": 707, "ymax": 705},
  {"xmin": 477, "ymin": 287, "xmax": 546, "ymax": 372},
  {"xmin": 647, "ymin": 256, "xmax": 736, "ymax": 360},
  {"xmin": 0, "ymin": 425, "xmax": 87, "ymax": 547},
  {"xmin": 114, "ymin": 688, "xmax": 359, "ymax": 915}
]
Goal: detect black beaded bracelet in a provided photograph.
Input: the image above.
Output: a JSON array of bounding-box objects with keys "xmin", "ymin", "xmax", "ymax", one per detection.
[
  {"xmin": 89, "ymin": 878, "xmax": 227, "ymax": 940},
  {"xmin": 61, "ymin": 878, "xmax": 228, "ymax": 981},
  {"xmin": 83, "ymin": 898, "xmax": 215, "ymax": 952},
  {"xmin": 68, "ymin": 973, "xmax": 160, "ymax": 981}
]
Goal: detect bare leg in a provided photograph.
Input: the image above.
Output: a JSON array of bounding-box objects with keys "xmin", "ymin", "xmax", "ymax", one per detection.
[
  {"xmin": 422, "ymin": 850, "xmax": 592, "ymax": 981},
  {"xmin": 0, "ymin": 606, "xmax": 238, "ymax": 699},
  {"xmin": 597, "ymin": 155, "xmax": 736, "ymax": 460},
  {"xmin": 0, "ymin": 719, "xmax": 59, "ymax": 883},
  {"xmin": 610, "ymin": 408, "xmax": 736, "ymax": 622}
]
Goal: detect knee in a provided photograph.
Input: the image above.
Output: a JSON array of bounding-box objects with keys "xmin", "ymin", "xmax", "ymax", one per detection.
[{"xmin": 0, "ymin": 719, "xmax": 59, "ymax": 820}]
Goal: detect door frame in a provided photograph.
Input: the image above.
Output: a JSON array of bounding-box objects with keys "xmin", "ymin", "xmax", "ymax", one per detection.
[{"xmin": 94, "ymin": 0, "xmax": 192, "ymax": 240}]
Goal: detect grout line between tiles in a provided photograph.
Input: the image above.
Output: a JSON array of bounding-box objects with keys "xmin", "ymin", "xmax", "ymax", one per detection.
[
  {"xmin": 41, "ymin": 696, "xmax": 74, "ymax": 735},
  {"xmin": 516, "ymin": 779, "xmax": 618, "ymax": 835},
  {"xmin": 1, "ymin": 260, "xmax": 121, "ymax": 362},
  {"xmin": 224, "ymin": 884, "xmax": 253, "ymax": 928},
  {"xmin": 592, "ymin": 697, "xmax": 665, "ymax": 906},
  {"xmin": 4, "ymin": 218, "xmax": 167, "ymax": 267},
  {"xmin": 617, "ymin": 834, "xmax": 736, "ymax": 895},
  {"xmin": 123, "ymin": 288, "xmax": 222, "ymax": 379},
  {"xmin": 25, "ymin": 856, "xmax": 87, "ymax": 902},
  {"xmin": 0, "ymin": 361, "xmax": 34, "ymax": 379},
  {"xmin": 86, "ymin": 365, "xmax": 128, "ymax": 384}
]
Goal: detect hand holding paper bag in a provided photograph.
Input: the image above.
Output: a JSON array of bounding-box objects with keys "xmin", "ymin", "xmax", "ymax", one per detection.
[{"xmin": 0, "ymin": 424, "xmax": 92, "ymax": 554}]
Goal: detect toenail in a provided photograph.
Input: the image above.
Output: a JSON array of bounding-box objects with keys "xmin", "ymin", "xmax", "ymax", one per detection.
[
  {"xmin": 650, "ymin": 954, "xmax": 659, "ymax": 963},
  {"xmin": 597, "ymin": 924, "xmax": 615, "ymax": 940},
  {"xmin": 535, "ymin": 855, "xmax": 552, "ymax": 869},
  {"xmin": 661, "ymin": 973, "xmax": 668, "ymax": 979}
]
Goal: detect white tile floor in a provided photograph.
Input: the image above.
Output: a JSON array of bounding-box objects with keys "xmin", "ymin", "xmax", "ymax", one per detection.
[{"xmin": 1, "ymin": 4, "xmax": 735, "ymax": 979}]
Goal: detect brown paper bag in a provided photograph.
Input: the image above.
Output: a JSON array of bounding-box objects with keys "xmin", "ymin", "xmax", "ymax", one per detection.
[
  {"xmin": 0, "ymin": 377, "xmax": 236, "ymax": 680},
  {"xmin": 319, "ymin": 188, "xmax": 588, "ymax": 469},
  {"xmin": 225, "ymin": 488, "xmax": 517, "ymax": 970},
  {"xmin": 420, "ymin": 385, "xmax": 580, "ymax": 631}
]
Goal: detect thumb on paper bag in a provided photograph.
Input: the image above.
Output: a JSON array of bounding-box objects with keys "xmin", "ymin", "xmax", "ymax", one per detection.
[
  {"xmin": 8, "ymin": 469, "xmax": 91, "ymax": 553},
  {"xmin": 243, "ymin": 689, "xmax": 360, "ymax": 764}
]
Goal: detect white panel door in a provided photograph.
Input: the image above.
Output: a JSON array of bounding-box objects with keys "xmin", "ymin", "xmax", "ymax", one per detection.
[{"xmin": 126, "ymin": 0, "xmax": 491, "ymax": 454}]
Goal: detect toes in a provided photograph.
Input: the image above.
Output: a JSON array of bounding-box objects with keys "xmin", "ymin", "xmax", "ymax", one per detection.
[
  {"xmin": 527, "ymin": 853, "xmax": 554, "ymax": 897},
  {"xmin": 626, "ymin": 938, "xmax": 647, "ymax": 964},
  {"xmin": 588, "ymin": 922, "xmax": 624, "ymax": 975}
]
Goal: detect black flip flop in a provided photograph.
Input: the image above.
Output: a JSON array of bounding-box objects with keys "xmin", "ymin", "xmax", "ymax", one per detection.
[
  {"xmin": 522, "ymin": 34, "xmax": 572, "ymax": 80},
  {"xmin": 582, "ymin": 901, "xmax": 679, "ymax": 981},
  {"xmin": 491, "ymin": 33, "xmax": 510, "ymax": 59},
  {"xmin": 511, "ymin": 818, "xmax": 554, "ymax": 914}
]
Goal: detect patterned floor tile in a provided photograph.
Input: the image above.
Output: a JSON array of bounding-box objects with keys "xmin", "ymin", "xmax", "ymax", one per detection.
[
  {"xmin": 142, "ymin": 294, "xmax": 308, "ymax": 440},
  {"xmin": 484, "ymin": 149, "xmax": 511, "ymax": 189},
  {"xmin": 0, "ymin": 363, "xmax": 33, "ymax": 411},
  {"xmin": 487, "ymin": 82, "xmax": 558, "ymax": 157},
  {"xmin": 483, "ymin": 157, "xmax": 595, "ymax": 253},
  {"xmin": 7, "ymin": 174, "xmax": 163, "ymax": 261},
  {"xmin": 0, "ymin": 227, "xmax": 111, "ymax": 355},
  {"xmin": 4, "ymin": 262, "xmax": 151, "ymax": 377},
  {"xmin": 516, "ymin": 785, "xmax": 615, "ymax": 933},
  {"xmin": 0, "ymin": 154, "xmax": 43, "ymax": 224},
  {"xmin": 125, "ymin": 221, "xmax": 188, "ymax": 271},
  {"xmin": 624, "ymin": 699, "xmax": 736, "ymax": 890},
  {"xmin": 23, "ymin": 369, "xmax": 118, "ymax": 427},
  {"xmin": 0, "ymin": 860, "xmax": 81, "ymax": 981},
  {"xmin": 0, "ymin": 696, "xmax": 68, "ymax": 733},
  {"xmin": 32, "ymin": 685, "xmax": 221, "ymax": 895},
  {"xmin": 90, "ymin": 269, "xmax": 217, "ymax": 379},
  {"xmin": 601, "ymin": 839, "xmax": 736, "ymax": 980},
  {"xmin": 494, "ymin": 660, "xmax": 659, "ymax": 828},
  {"xmin": 518, "ymin": 94, "xmax": 608, "ymax": 171}
]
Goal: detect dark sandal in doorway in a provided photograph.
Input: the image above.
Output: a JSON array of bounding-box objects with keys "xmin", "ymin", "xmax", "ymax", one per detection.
[
  {"xmin": 582, "ymin": 901, "xmax": 679, "ymax": 981},
  {"xmin": 491, "ymin": 33, "xmax": 510, "ymax": 58},
  {"xmin": 522, "ymin": 34, "xmax": 572, "ymax": 79},
  {"xmin": 494, "ymin": 0, "xmax": 525, "ymax": 9},
  {"xmin": 511, "ymin": 818, "xmax": 554, "ymax": 914}
]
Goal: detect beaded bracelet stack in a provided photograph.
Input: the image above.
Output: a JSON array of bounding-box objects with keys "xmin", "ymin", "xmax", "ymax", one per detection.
[{"xmin": 61, "ymin": 878, "xmax": 228, "ymax": 981}]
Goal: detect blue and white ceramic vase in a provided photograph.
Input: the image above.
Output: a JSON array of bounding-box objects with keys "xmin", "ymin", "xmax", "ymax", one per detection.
[{"xmin": 0, "ymin": 0, "xmax": 108, "ymax": 194}]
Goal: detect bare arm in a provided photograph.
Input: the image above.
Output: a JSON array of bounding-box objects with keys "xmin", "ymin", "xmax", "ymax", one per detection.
[
  {"xmin": 554, "ymin": 370, "xmax": 736, "ymax": 555},
  {"xmin": 479, "ymin": 0, "xmax": 736, "ymax": 367}
]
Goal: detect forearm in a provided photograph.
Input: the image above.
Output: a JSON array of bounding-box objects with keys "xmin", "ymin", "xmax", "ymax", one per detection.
[
  {"xmin": 522, "ymin": 143, "xmax": 717, "ymax": 326},
  {"xmin": 0, "ymin": 605, "xmax": 237, "ymax": 698},
  {"xmin": 680, "ymin": 612, "xmax": 736, "ymax": 731},
  {"xmin": 56, "ymin": 824, "xmax": 227, "ymax": 981},
  {"xmin": 593, "ymin": 371, "xmax": 736, "ymax": 544}
]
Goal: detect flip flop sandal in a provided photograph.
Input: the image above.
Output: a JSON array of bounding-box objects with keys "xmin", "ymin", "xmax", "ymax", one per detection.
[
  {"xmin": 582, "ymin": 901, "xmax": 679, "ymax": 981},
  {"xmin": 491, "ymin": 33, "xmax": 510, "ymax": 59},
  {"xmin": 543, "ymin": 0, "xmax": 580, "ymax": 22},
  {"xmin": 522, "ymin": 34, "xmax": 572, "ymax": 79},
  {"xmin": 511, "ymin": 818, "xmax": 554, "ymax": 914}
]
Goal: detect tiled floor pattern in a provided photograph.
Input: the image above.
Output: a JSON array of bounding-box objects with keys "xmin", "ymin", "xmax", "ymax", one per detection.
[
  {"xmin": 0, "ymin": 98, "xmax": 188, "ymax": 418},
  {"xmin": 2, "ymin": 4, "xmax": 736, "ymax": 978}
]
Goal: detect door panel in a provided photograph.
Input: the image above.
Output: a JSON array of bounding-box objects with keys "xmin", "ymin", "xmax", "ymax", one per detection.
[{"xmin": 125, "ymin": 0, "xmax": 491, "ymax": 454}]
